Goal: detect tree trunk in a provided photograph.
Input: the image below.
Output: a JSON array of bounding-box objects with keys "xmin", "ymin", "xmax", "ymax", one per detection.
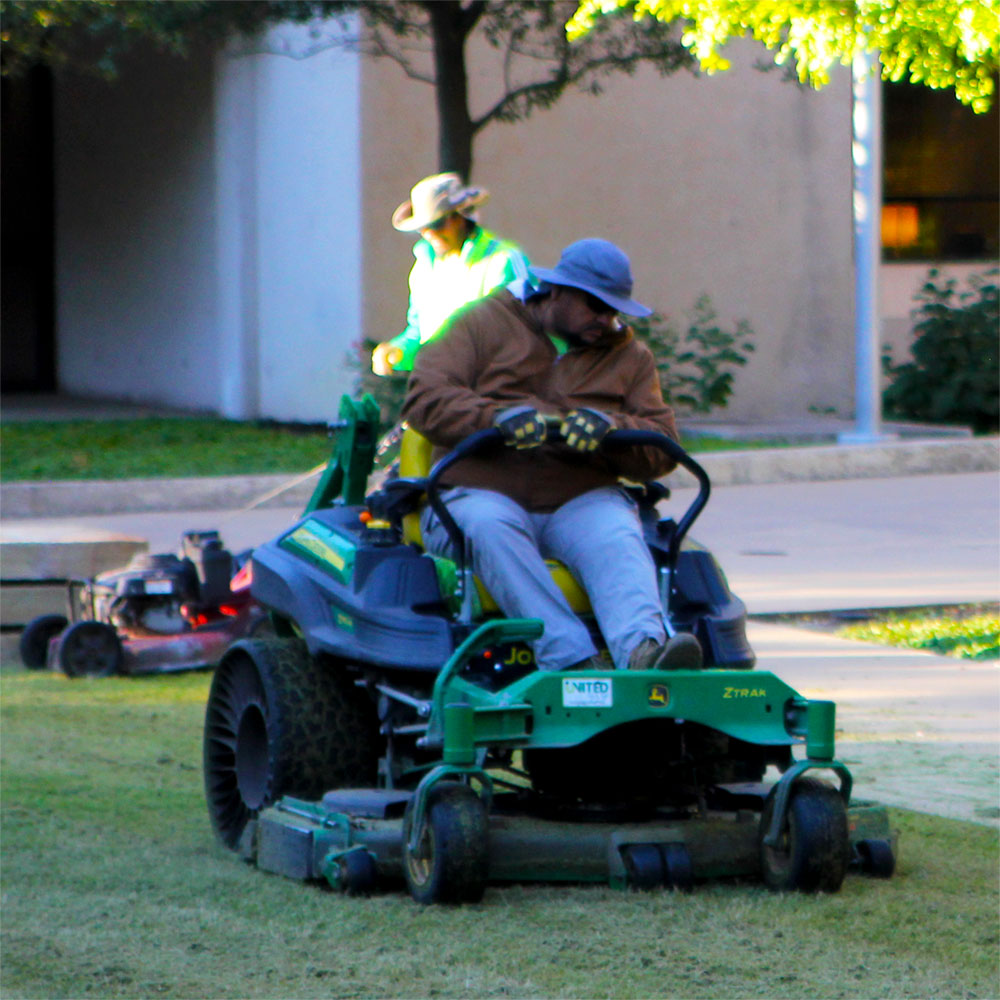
[{"xmin": 426, "ymin": 1, "xmax": 476, "ymax": 180}]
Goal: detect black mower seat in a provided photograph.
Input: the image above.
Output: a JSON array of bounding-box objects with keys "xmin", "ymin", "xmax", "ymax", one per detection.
[{"xmin": 398, "ymin": 428, "xmax": 592, "ymax": 614}]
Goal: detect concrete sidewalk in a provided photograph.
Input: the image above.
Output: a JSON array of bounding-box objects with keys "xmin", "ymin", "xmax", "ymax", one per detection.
[{"xmin": 5, "ymin": 471, "xmax": 997, "ymax": 613}]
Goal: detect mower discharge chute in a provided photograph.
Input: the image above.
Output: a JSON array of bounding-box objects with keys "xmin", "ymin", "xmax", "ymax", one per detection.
[{"xmin": 202, "ymin": 395, "xmax": 896, "ymax": 902}]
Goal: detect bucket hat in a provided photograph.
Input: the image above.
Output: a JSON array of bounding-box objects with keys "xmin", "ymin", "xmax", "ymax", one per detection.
[
  {"xmin": 531, "ymin": 239, "xmax": 652, "ymax": 317},
  {"xmin": 392, "ymin": 173, "xmax": 490, "ymax": 232}
]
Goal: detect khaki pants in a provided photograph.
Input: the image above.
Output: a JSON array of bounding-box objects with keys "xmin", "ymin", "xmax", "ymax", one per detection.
[{"xmin": 421, "ymin": 485, "xmax": 667, "ymax": 671}]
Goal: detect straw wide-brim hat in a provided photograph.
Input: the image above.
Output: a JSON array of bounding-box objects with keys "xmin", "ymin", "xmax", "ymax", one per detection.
[{"xmin": 392, "ymin": 172, "xmax": 490, "ymax": 232}]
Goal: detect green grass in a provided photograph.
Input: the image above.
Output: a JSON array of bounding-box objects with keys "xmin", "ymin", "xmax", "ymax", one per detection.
[
  {"xmin": 0, "ymin": 419, "xmax": 795, "ymax": 482},
  {"xmin": 2, "ymin": 662, "xmax": 997, "ymax": 1000},
  {"xmin": 0, "ymin": 419, "xmax": 333, "ymax": 481}
]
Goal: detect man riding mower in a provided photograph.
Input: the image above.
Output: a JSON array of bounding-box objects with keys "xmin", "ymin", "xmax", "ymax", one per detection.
[{"xmin": 202, "ymin": 239, "xmax": 895, "ymax": 903}]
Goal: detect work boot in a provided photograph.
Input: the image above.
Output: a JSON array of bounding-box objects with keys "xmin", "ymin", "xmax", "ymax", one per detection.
[{"xmin": 628, "ymin": 634, "xmax": 703, "ymax": 671}]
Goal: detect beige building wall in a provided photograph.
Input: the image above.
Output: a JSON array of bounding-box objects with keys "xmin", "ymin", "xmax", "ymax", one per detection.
[{"xmin": 361, "ymin": 41, "xmax": 856, "ymax": 422}]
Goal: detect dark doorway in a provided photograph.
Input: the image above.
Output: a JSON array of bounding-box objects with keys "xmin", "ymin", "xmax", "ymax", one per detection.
[{"xmin": 2, "ymin": 66, "xmax": 57, "ymax": 392}]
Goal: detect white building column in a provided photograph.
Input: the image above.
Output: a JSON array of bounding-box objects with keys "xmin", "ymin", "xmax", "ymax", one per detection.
[
  {"xmin": 213, "ymin": 19, "xmax": 363, "ymax": 422},
  {"xmin": 214, "ymin": 48, "xmax": 261, "ymax": 419}
]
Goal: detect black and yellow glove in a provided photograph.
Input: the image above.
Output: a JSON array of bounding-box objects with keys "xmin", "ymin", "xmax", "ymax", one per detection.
[
  {"xmin": 495, "ymin": 405, "xmax": 547, "ymax": 449},
  {"xmin": 561, "ymin": 408, "xmax": 613, "ymax": 453}
]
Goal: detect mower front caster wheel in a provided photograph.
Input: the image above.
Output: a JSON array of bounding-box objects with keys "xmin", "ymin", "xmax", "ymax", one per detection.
[
  {"xmin": 759, "ymin": 778, "xmax": 849, "ymax": 893},
  {"xmin": 403, "ymin": 783, "xmax": 488, "ymax": 905},
  {"xmin": 622, "ymin": 844, "xmax": 663, "ymax": 890}
]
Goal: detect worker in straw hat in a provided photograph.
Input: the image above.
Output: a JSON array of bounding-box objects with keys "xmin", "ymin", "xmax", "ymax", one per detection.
[{"xmin": 372, "ymin": 173, "xmax": 531, "ymax": 376}]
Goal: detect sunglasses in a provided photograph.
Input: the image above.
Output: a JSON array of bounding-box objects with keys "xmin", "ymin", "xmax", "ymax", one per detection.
[{"xmin": 581, "ymin": 290, "xmax": 617, "ymax": 317}]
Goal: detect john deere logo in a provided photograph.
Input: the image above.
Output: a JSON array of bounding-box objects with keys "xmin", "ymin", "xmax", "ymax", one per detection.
[{"xmin": 648, "ymin": 684, "xmax": 670, "ymax": 707}]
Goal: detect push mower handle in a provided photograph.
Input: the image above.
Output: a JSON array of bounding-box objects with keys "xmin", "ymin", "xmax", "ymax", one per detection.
[{"xmin": 425, "ymin": 422, "xmax": 711, "ymax": 569}]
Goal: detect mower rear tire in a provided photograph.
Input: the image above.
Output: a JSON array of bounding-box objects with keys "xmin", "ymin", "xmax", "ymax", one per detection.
[
  {"xmin": 759, "ymin": 777, "xmax": 849, "ymax": 893},
  {"xmin": 403, "ymin": 782, "xmax": 488, "ymax": 905},
  {"xmin": 19, "ymin": 614, "xmax": 68, "ymax": 669},
  {"xmin": 203, "ymin": 638, "xmax": 380, "ymax": 850},
  {"xmin": 58, "ymin": 620, "xmax": 123, "ymax": 677}
]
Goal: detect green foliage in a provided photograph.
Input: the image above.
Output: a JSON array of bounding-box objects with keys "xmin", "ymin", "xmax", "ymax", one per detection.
[
  {"xmin": 882, "ymin": 268, "xmax": 999, "ymax": 433},
  {"xmin": 839, "ymin": 612, "xmax": 1000, "ymax": 660},
  {"xmin": 631, "ymin": 295, "xmax": 755, "ymax": 412},
  {"xmin": 570, "ymin": 0, "xmax": 999, "ymax": 113},
  {"xmin": 0, "ymin": 1, "xmax": 345, "ymax": 77}
]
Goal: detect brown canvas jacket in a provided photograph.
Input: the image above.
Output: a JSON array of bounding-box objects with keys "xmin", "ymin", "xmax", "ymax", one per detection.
[{"xmin": 402, "ymin": 288, "xmax": 679, "ymax": 511}]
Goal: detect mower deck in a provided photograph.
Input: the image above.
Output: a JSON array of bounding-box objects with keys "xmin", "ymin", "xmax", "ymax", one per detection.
[{"xmin": 245, "ymin": 786, "xmax": 896, "ymax": 893}]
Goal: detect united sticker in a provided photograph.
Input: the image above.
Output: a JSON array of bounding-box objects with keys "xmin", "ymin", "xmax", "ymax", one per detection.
[{"xmin": 562, "ymin": 677, "xmax": 613, "ymax": 708}]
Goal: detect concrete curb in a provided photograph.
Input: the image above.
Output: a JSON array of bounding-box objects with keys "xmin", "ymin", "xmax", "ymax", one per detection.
[{"xmin": 1, "ymin": 437, "xmax": 997, "ymax": 518}]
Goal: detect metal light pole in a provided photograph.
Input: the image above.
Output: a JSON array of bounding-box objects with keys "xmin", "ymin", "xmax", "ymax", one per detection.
[{"xmin": 839, "ymin": 50, "xmax": 896, "ymax": 444}]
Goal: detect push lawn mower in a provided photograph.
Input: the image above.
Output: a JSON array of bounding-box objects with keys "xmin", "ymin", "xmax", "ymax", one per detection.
[
  {"xmin": 20, "ymin": 531, "xmax": 267, "ymax": 677},
  {"xmin": 202, "ymin": 395, "xmax": 896, "ymax": 903}
]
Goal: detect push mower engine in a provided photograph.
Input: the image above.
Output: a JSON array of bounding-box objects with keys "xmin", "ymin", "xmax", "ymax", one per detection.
[{"xmin": 90, "ymin": 532, "xmax": 239, "ymax": 635}]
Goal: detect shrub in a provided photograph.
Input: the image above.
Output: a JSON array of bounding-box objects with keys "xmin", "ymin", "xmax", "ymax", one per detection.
[
  {"xmin": 630, "ymin": 295, "xmax": 755, "ymax": 412},
  {"xmin": 882, "ymin": 268, "xmax": 999, "ymax": 433}
]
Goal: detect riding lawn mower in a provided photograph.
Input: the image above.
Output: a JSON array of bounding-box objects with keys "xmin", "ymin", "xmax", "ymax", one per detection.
[{"xmin": 202, "ymin": 395, "xmax": 896, "ymax": 903}]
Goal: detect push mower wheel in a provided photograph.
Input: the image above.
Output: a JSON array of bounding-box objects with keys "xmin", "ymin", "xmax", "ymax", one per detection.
[
  {"xmin": 19, "ymin": 614, "xmax": 68, "ymax": 669},
  {"xmin": 202, "ymin": 638, "xmax": 380, "ymax": 850},
  {"xmin": 759, "ymin": 777, "xmax": 849, "ymax": 893},
  {"xmin": 58, "ymin": 620, "xmax": 123, "ymax": 677},
  {"xmin": 623, "ymin": 844, "xmax": 665, "ymax": 890},
  {"xmin": 402, "ymin": 782, "xmax": 488, "ymax": 905},
  {"xmin": 856, "ymin": 838, "xmax": 895, "ymax": 878}
]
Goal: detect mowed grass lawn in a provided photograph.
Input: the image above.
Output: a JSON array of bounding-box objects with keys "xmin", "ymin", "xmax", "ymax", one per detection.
[{"xmin": 2, "ymin": 662, "xmax": 997, "ymax": 1000}]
